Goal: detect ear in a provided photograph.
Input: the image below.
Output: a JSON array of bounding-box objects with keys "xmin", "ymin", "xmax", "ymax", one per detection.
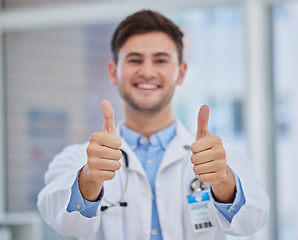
[
  {"xmin": 108, "ymin": 60, "xmax": 118, "ymax": 86},
  {"xmin": 176, "ymin": 61, "xmax": 187, "ymax": 85}
]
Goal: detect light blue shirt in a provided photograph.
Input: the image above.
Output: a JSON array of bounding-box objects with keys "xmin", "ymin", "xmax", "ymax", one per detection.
[
  {"xmin": 67, "ymin": 122, "xmax": 246, "ymax": 238},
  {"xmin": 120, "ymin": 122, "xmax": 176, "ymax": 239}
]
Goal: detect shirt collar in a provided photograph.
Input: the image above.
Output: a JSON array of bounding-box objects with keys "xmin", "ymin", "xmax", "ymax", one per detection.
[{"xmin": 120, "ymin": 121, "xmax": 176, "ymax": 151}]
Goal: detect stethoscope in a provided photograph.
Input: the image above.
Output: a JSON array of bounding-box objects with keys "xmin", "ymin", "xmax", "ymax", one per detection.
[
  {"xmin": 101, "ymin": 149, "xmax": 129, "ymax": 211},
  {"xmin": 101, "ymin": 146, "xmax": 209, "ymax": 211}
]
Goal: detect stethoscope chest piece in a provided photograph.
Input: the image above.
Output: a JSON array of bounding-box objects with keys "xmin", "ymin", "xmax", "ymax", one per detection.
[{"xmin": 190, "ymin": 178, "xmax": 209, "ymax": 193}]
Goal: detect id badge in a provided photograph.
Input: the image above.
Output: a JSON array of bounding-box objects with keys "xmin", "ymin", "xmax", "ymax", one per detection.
[{"xmin": 186, "ymin": 190, "xmax": 213, "ymax": 232}]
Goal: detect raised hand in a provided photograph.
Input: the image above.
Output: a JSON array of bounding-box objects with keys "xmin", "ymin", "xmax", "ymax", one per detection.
[
  {"xmin": 191, "ymin": 105, "xmax": 236, "ymax": 203},
  {"xmin": 79, "ymin": 100, "xmax": 122, "ymax": 201}
]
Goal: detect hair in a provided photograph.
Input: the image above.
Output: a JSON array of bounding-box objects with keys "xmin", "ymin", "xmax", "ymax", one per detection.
[{"xmin": 111, "ymin": 10, "xmax": 184, "ymax": 64}]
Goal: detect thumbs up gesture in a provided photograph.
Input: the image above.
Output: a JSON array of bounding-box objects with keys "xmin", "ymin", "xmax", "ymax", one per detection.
[
  {"xmin": 79, "ymin": 100, "xmax": 122, "ymax": 201},
  {"xmin": 191, "ymin": 105, "xmax": 236, "ymax": 203}
]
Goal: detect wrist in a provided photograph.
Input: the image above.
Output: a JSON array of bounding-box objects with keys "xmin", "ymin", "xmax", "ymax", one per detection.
[
  {"xmin": 211, "ymin": 166, "xmax": 236, "ymax": 203},
  {"xmin": 79, "ymin": 165, "xmax": 104, "ymax": 202}
]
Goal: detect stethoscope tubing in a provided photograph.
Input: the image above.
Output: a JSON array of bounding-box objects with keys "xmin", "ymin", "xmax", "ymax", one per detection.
[{"xmin": 101, "ymin": 147, "xmax": 208, "ymax": 211}]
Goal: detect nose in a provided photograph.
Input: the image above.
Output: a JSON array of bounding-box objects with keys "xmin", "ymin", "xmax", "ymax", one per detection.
[{"xmin": 137, "ymin": 60, "xmax": 157, "ymax": 79}]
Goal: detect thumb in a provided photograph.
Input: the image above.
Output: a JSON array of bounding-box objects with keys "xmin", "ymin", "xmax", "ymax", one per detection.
[
  {"xmin": 196, "ymin": 105, "xmax": 210, "ymax": 139},
  {"xmin": 101, "ymin": 100, "xmax": 117, "ymax": 136}
]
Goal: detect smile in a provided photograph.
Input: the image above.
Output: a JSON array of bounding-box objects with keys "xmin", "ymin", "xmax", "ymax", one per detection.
[{"xmin": 135, "ymin": 83, "xmax": 159, "ymax": 90}]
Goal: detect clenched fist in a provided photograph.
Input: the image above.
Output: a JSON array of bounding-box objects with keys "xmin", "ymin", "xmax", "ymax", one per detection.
[{"xmin": 79, "ymin": 100, "xmax": 122, "ymax": 201}]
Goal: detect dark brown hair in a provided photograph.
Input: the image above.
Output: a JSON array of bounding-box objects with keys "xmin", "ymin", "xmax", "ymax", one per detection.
[{"xmin": 111, "ymin": 10, "xmax": 184, "ymax": 64}]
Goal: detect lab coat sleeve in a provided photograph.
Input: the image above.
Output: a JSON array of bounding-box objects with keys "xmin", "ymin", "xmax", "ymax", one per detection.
[
  {"xmin": 213, "ymin": 171, "xmax": 246, "ymax": 222},
  {"xmin": 211, "ymin": 142, "xmax": 270, "ymax": 235},
  {"xmin": 37, "ymin": 144, "xmax": 103, "ymax": 238},
  {"xmin": 67, "ymin": 172, "xmax": 102, "ymax": 218}
]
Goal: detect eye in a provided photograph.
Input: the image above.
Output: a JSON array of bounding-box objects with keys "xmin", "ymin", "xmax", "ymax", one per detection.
[
  {"xmin": 128, "ymin": 58, "xmax": 142, "ymax": 63},
  {"xmin": 155, "ymin": 59, "xmax": 167, "ymax": 64}
]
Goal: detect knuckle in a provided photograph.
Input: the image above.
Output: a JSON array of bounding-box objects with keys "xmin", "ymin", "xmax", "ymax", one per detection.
[
  {"xmin": 219, "ymin": 159, "xmax": 227, "ymax": 168},
  {"xmin": 88, "ymin": 158, "xmax": 99, "ymax": 170},
  {"xmin": 216, "ymin": 147, "xmax": 226, "ymax": 158},
  {"xmin": 106, "ymin": 171, "xmax": 116, "ymax": 180},
  {"xmin": 89, "ymin": 132, "xmax": 100, "ymax": 142},
  {"xmin": 87, "ymin": 158, "xmax": 94, "ymax": 168},
  {"xmin": 198, "ymin": 175, "xmax": 206, "ymax": 183},
  {"xmin": 86, "ymin": 145, "xmax": 96, "ymax": 156},
  {"xmin": 193, "ymin": 165, "xmax": 199, "ymax": 174},
  {"xmin": 87, "ymin": 169, "xmax": 96, "ymax": 180},
  {"xmin": 114, "ymin": 160, "xmax": 121, "ymax": 170},
  {"xmin": 214, "ymin": 136, "xmax": 222, "ymax": 145},
  {"xmin": 190, "ymin": 154, "xmax": 196, "ymax": 164},
  {"xmin": 114, "ymin": 138, "xmax": 122, "ymax": 149},
  {"xmin": 116, "ymin": 150, "xmax": 122, "ymax": 160},
  {"xmin": 190, "ymin": 142, "xmax": 196, "ymax": 153}
]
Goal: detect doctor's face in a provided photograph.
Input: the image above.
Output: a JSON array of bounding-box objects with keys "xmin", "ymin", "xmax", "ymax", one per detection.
[{"xmin": 109, "ymin": 31, "xmax": 186, "ymax": 114}]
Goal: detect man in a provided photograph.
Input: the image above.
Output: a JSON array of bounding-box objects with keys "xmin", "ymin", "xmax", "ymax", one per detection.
[{"xmin": 38, "ymin": 10, "xmax": 269, "ymax": 240}]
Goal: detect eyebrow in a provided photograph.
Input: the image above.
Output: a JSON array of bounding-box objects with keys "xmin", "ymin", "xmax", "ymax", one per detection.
[
  {"xmin": 125, "ymin": 52, "xmax": 171, "ymax": 59},
  {"xmin": 153, "ymin": 52, "xmax": 171, "ymax": 58},
  {"xmin": 125, "ymin": 52, "xmax": 143, "ymax": 59}
]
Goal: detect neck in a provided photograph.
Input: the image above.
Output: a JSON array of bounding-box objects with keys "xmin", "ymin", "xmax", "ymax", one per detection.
[{"xmin": 124, "ymin": 104, "xmax": 174, "ymax": 138}]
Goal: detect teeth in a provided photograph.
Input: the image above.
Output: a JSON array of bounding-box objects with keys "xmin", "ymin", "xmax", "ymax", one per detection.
[{"xmin": 136, "ymin": 83, "xmax": 158, "ymax": 90}]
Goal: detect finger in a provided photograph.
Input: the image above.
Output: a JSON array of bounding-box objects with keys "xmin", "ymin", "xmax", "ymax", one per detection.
[
  {"xmin": 191, "ymin": 149, "xmax": 215, "ymax": 165},
  {"xmin": 197, "ymin": 172, "xmax": 217, "ymax": 183},
  {"xmin": 88, "ymin": 169, "xmax": 116, "ymax": 182},
  {"xmin": 101, "ymin": 100, "xmax": 117, "ymax": 135},
  {"xmin": 89, "ymin": 132, "xmax": 121, "ymax": 150},
  {"xmin": 88, "ymin": 157, "xmax": 121, "ymax": 172},
  {"xmin": 193, "ymin": 159, "xmax": 224, "ymax": 175},
  {"xmin": 197, "ymin": 171, "xmax": 226, "ymax": 184},
  {"xmin": 193, "ymin": 162, "xmax": 216, "ymax": 175},
  {"xmin": 89, "ymin": 145, "xmax": 122, "ymax": 160},
  {"xmin": 191, "ymin": 135, "xmax": 221, "ymax": 154},
  {"xmin": 196, "ymin": 105, "xmax": 210, "ymax": 139}
]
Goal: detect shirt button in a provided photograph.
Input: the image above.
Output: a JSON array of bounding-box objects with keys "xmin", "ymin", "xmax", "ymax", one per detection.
[
  {"xmin": 152, "ymin": 195, "xmax": 155, "ymax": 200},
  {"xmin": 147, "ymin": 159, "xmax": 152, "ymax": 164},
  {"xmin": 76, "ymin": 203, "xmax": 81, "ymax": 210},
  {"xmin": 231, "ymin": 206, "xmax": 236, "ymax": 211},
  {"xmin": 140, "ymin": 137, "xmax": 147, "ymax": 144},
  {"xmin": 151, "ymin": 229, "xmax": 157, "ymax": 235}
]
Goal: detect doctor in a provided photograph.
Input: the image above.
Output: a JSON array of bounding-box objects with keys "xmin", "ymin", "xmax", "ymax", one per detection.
[{"xmin": 38, "ymin": 10, "xmax": 269, "ymax": 240}]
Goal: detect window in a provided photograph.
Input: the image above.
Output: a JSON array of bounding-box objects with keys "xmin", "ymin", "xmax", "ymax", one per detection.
[
  {"xmin": 4, "ymin": 24, "xmax": 122, "ymax": 239},
  {"xmin": 273, "ymin": 2, "xmax": 298, "ymax": 239},
  {"xmin": 174, "ymin": 6, "xmax": 247, "ymax": 151}
]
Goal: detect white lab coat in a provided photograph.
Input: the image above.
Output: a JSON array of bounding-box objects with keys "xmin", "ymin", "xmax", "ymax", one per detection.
[{"xmin": 38, "ymin": 120, "xmax": 269, "ymax": 240}]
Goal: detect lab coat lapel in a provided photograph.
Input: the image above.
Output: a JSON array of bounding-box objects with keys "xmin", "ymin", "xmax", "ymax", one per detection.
[
  {"xmin": 158, "ymin": 120, "xmax": 195, "ymax": 173},
  {"xmin": 120, "ymin": 137, "xmax": 147, "ymax": 176},
  {"xmin": 115, "ymin": 122, "xmax": 147, "ymax": 176}
]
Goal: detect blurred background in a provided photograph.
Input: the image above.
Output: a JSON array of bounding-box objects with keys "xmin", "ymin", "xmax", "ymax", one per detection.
[{"xmin": 0, "ymin": 0, "xmax": 297, "ymax": 239}]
